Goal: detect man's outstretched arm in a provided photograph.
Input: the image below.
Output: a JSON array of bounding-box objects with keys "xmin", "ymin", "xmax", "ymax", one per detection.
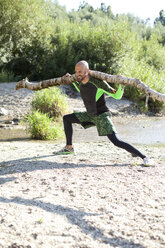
[{"xmin": 91, "ymin": 77, "xmax": 124, "ymax": 100}]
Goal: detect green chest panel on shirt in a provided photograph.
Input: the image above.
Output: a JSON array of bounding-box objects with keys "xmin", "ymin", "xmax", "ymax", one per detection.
[{"xmin": 72, "ymin": 79, "xmax": 123, "ymax": 101}]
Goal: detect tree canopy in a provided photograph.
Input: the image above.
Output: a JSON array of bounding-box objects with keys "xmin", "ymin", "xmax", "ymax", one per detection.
[{"xmin": 0, "ymin": 0, "xmax": 165, "ymax": 111}]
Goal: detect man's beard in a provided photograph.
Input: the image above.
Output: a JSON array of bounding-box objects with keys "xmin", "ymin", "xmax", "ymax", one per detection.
[{"xmin": 76, "ymin": 73, "xmax": 87, "ymax": 82}]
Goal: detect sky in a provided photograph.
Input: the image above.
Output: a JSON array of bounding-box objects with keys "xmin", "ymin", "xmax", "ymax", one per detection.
[{"xmin": 58, "ymin": 0, "xmax": 165, "ymax": 25}]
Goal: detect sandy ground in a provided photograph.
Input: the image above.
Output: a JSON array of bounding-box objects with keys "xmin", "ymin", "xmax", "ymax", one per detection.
[
  {"xmin": 0, "ymin": 140, "xmax": 165, "ymax": 248},
  {"xmin": 0, "ymin": 82, "xmax": 165, "ymax": 248}
]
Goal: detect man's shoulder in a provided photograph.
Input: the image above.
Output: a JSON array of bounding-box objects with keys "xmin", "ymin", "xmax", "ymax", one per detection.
[
  {"xmin": 90, "ymin": 76, "xmax": 102, "ymax": 82},
  {"xmin": 89, "ymin": 77, "xmax": 104, "ymax": 88}
]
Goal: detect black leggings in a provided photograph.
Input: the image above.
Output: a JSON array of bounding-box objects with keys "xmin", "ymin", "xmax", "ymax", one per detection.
[{"xmin": 63, "ymin": 113, "xmax": 145, "ymax": 159}]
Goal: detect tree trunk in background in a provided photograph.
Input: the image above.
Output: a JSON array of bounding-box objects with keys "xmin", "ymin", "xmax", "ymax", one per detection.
[{"xmin": 15, "ymin": 70, "xmax": 165, "ymax": 103}]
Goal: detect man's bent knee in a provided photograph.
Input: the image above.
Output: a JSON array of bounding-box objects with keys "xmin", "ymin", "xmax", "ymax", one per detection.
[{"xmin": 63, "ymin": 114, "xmax": 70, "ymax": 123}]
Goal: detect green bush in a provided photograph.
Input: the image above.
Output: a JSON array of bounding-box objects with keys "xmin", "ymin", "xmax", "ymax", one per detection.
[
  {"xmin": 148, "ymin": 99, "xmax": 164, "ymax": 113},
  {"xmin": 0, "ymin": 70, "xmax": 19, "ymax": 82},
  {"xmin": 25, "ymin": 110, "xmax": 64, "ymax": 140},
  {"xmin": 31, "ymin": 87, "xmax": 69, "ymax": 119},
  {"xmin": 24, "ymin": 86, "xmax": 69, "ymax": 140},
  {"xmin": 118, "ymin": 56, "xmax": 165, "ymax": 112}
]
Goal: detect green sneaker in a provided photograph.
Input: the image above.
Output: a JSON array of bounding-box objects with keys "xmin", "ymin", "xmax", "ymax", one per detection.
[{"xmin": 53, "ymin": 146, "xmax": 74, "ymax": 155}]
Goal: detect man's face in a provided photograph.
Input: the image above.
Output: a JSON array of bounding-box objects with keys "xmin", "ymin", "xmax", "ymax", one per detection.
[{"xmin": 75, "ymin": 64, "xmax": 88, "ymax": 82}]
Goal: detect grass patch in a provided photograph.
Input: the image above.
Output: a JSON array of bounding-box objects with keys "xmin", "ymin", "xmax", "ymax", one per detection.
[
  {"xmin": 31, "ymin": 87, "xmax": 69, "ymax": 119},
  {"xmin": 25, "ymin": 110, "xmax": 64, "ymax": 140},
  {"xmin": 23, "ymin": 87, "xmax": 69, "ymax": 140}
]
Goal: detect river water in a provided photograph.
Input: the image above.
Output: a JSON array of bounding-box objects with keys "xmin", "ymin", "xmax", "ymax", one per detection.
[
  {"xmin": 73, "ymin": 116, "xmax": 165, "ymax": 146},
  {"xmin": 0, "ymin": 116, "xmax": 164, "ymax": 146}
]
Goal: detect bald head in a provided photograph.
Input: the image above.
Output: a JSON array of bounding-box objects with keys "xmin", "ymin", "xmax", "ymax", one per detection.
[
  {"xmin": 75, "ymin": 60, "xmax": 90, "ymax": 83},
  {"xmin": 76, "ymin": 60, "xmax": 89, "ymax": 70}
]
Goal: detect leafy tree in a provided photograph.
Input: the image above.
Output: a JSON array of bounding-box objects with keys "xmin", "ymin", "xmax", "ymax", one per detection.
[
  {"xmin": 152, "ymin": 22, "xmax": 165, "ymax": 46},
  {"xmin": 140, "ymin": 34, "xmax": 165, "ymax": 70},
  {"xmin": 154, "ymin": 10, "xmax": 165, "ymax": 26},
  {"xmin": 0, "ymin": 0, "xmax": 55, "ymax": 78},
  {"xmin": 0, "ymin": 0, "xmax": 165, "ymax": 112}
]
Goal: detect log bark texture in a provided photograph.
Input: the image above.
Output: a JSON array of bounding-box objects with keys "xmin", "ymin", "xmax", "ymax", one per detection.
[
  {"xmin": 15, "ymin": 76, "xmax": 76, "ymax": 91},
  {"xmin": 15, "ymin": 70, "xmax": 165, "ymax": 103}
]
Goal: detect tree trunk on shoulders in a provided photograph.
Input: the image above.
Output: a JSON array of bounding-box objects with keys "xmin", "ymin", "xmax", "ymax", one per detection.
[{"xmin": 15, "ymin": 70, "xmax": 165, "ymax": 103}]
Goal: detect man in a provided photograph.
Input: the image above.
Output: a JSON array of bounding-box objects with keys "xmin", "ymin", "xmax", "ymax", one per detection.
[{"xmin": 55, "ymin": 60, "xmax": 154, "ymax": 166}]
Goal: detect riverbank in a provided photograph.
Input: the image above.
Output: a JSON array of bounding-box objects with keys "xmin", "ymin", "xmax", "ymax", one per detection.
[
  {"xmin": 0, "ymin": 82, "xmax": 165, "ymax": 146},
  {"xmin": 0, "ymin": 82, "xmax": 137, "ymax": 122},
  {"xmin": 0, "ymin": 82, "xmax": 134, "ymax": 129}
]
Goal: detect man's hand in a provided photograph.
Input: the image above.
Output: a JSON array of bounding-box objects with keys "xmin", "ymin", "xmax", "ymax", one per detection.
[{"xmin": 61, "ymin": 73, "xmax": 71, "ymax": 82}]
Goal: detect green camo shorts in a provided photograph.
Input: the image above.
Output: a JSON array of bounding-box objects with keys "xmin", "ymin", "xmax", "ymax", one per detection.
[{"xmin": 74, "ymin": 111, "xmax": 116, "ymax": 136}]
